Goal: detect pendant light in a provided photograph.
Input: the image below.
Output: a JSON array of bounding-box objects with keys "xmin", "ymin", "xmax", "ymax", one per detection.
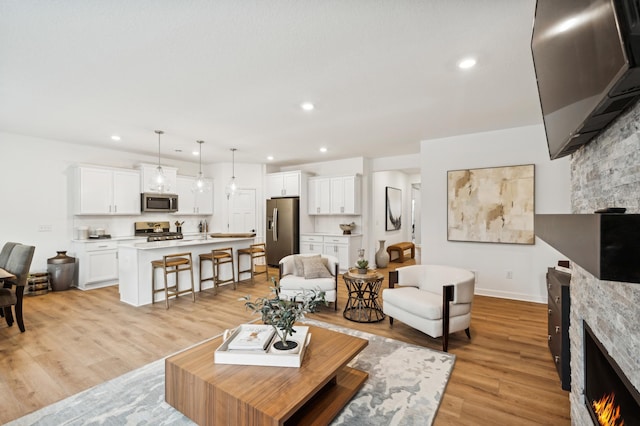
[
  {"xmin": 193, "ymin": 140, "xmax": 209, "ymax": 193},
  {"xmin": 225, "ymin": 148, "xmax": 238, "ymax": 199},
  {"xmin": 152, "ymin": 130, "xmax": 167, "ymax": 193}
]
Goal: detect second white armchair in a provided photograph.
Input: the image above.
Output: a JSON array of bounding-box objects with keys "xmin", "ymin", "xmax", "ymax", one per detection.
[{"xmin": 382, "ymin": 264, "xmax": 475, "ymax": 352}]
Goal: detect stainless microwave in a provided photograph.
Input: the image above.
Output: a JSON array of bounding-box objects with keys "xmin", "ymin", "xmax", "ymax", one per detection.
[{"xmin": 141, "ymin": 193, "xmax": 179, "ymax": 212}]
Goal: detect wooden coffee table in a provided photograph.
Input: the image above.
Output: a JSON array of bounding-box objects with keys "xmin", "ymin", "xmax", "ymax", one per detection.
[{"xmin": 165, "ymin": 325, "xmax": 368, "ymax": 425}]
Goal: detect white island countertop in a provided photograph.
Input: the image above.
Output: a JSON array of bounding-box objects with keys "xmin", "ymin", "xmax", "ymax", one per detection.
[
  {"xmin": 118, "ymin": 236, "xmax": 256, "ymax": 306},
  {"xmin": 119, "ymin": 236, "xmax": 252, "ymax": 250}
]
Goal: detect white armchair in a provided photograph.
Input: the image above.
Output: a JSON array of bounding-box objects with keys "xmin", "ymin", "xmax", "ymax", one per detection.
[
  {"xmin": 278, "ymin": 254, "xmax": 339, "ymax": 310},
  {"xmin": 382, "ymin": 264, "xmax": 475, "ymax": 352}
]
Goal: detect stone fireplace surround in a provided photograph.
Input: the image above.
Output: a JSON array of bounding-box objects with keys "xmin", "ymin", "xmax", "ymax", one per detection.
[{"xmin": 569, "ymin": 101, "xmax": 640, "ymax": 424}]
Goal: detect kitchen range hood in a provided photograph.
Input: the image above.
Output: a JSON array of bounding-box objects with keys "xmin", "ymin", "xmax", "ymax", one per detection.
[{"xmin": 535, "ymin": 214, "xmax": 640, "ymax": 283}]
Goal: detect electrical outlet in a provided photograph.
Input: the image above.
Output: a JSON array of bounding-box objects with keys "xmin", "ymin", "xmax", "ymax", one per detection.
[
  {"xmin": 506, "ymin": 270, "xmax": 513, "ymax": 279},
  {"xmin": 38, "ymin": 224, "xmax": 53, "ymax": 232}
]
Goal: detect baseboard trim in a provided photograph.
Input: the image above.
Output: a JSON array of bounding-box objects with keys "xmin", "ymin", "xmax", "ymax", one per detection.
[{"xmin": 475, "ymin": 288, "xmax": 546, "ymax": 304}]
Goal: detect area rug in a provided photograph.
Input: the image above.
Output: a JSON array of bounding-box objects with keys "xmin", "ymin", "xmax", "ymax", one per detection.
[{"xmin": 7, "ymin": 319, "xmax": 455, "ymax": 426}]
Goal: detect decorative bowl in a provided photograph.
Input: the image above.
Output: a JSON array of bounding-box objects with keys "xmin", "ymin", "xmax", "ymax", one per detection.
[{"xmin": 339, "ymin": 222, "xmax": 356, "ymax": 234}]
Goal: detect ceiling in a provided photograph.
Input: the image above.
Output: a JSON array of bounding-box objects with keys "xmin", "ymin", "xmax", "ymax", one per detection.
[{"xmin": 0, "ymin": 1, "xmax": 543, "ymax": 167}]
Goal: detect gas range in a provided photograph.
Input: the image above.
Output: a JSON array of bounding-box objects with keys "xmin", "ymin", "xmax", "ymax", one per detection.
[
  {"xmin": 146, "ymin": 232, "xmax": 184, "ymax": 242},
  {"xmin": 134, "ymin": 221, "xmax": 184, "ymax": 242}
]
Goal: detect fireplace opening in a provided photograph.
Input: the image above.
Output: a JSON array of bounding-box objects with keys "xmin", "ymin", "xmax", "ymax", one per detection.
[{"xmin": 584, "ymin": 322, "xmax": 640, "ymax": 426}]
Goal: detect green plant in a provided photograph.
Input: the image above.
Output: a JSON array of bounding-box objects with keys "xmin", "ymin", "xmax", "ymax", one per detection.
[
  {"xmin": 240, "ymin": 277, "xmax": 326, "ymax": 349},
  {"xmin": 356, "ymin": 259, "xmax": 369, "ymax": 269}
]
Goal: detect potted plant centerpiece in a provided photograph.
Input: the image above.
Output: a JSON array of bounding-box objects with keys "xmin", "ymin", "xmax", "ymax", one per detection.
[
  {"xmin": 241, "ymin": 277, "xmax": 326, "ymax": 351},
  {"xmin": 356, "ymin": 259, "xmax": 369, "ymax": 274}
]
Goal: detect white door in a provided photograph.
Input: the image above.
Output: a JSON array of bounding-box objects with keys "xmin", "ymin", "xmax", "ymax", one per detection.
[{"xmin": 229, "ymin": 189, "xmax": 256, "ymax": 233}]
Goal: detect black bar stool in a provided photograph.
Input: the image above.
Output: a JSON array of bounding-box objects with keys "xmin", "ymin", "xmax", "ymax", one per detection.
[
  {"xmin": 199, "ymin": 247, "xmax": 235, "ymax": 293},
  {"xmin": 151, "ymin": 252, "xmax": 195, "ymax": 309},
  {"xmin": 237, "ymin": 243, "xmax": 268, "ymax": 284}
]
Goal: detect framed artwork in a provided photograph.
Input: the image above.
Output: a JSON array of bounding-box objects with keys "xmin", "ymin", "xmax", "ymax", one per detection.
[
  {"xmin": 385, "ymin": 186, "xmax": 402, "ymax": 231},
  {"xmin": 447, "ymin": 164, "xmax": 535, "ymax": 244}
]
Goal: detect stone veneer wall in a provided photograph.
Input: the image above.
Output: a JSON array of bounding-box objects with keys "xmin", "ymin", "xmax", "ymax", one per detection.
[{"xmin": 569, "ymin": 102, "xmax": 640, "ymax": 424}]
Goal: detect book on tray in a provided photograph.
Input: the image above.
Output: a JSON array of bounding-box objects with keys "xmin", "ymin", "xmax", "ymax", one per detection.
[{"xmin": 227, "ymin": 325, "xmax": 275, "ymax": 351}]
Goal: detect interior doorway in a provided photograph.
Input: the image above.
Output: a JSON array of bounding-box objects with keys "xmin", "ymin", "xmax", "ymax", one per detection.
[{"xmin": 228, "ymin": 189, "xmax": 257, "ymax": 234}]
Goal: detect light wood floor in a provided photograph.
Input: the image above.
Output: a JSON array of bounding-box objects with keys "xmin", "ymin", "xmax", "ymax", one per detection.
[{"xmin": 0, "ymin": 262, "xmax": 570, "ymax": 425}]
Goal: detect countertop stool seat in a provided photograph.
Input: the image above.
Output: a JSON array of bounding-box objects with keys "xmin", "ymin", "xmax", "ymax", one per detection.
[
  {"xmin": 237, "ymin": 243, "xmax": 268, "ymax": 285},
  {"xmin": 151, "ymin": 252, "xmax": 195, "ymax": 309},
  {"xmin": 199, "ymin": 247, "xmax": 235, "ymax": 293}
]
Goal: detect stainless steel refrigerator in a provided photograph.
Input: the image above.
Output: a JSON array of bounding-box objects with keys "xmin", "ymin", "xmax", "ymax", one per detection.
[{"xmin": 266, "ymin": 197, "xmax": 299, "ymax": 266}]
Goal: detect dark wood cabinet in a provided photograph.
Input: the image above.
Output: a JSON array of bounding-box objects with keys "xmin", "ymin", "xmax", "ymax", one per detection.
[{"xmin": 547, "ymin": 267, "xmax": 571, "ymax": 391}]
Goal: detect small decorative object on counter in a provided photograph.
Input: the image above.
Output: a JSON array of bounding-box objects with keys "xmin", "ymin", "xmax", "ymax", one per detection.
[
  {"xmin": 174, "ymin": 220, "xmax": 184, "ymax": 234},
  {"xmin": 339, "ymin": 222, "xmax": 356, "ymax": 235},
  {"xmin": 375, "ymin": 240, "xmax": 390, "ymax": 268},
  {"xmin": 241, "ymin": 277, "xmax": 326, "ymax": 351}
]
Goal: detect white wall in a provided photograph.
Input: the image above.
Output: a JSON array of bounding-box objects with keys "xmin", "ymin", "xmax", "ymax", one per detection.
[
  {"xmin": 0, "ymin": 131, "xmax": 239, "ymax": 271},
  {"xmin": 280, "ymin": 157, "xmax": 364, "ymax": 175},
  {"xmin": 420, "ymin": 124, "xmax": 571, "ymax": 303},
  {"xmin": 370, "ymin": 171, "xmax": 413, "ymax": 264}
]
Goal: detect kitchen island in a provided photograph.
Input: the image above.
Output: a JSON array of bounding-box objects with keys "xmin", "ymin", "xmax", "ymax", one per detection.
[{"xmin": 118, "ymin": 236, "xmax": 256, "ymax": 307}]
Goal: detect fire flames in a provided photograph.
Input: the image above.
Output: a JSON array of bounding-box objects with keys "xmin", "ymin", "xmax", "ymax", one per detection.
[{"xmin": 592, "ymin": 393, "xmax": 624, "ymax": 426}]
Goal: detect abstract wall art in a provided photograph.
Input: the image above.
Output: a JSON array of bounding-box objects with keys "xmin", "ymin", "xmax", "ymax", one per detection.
[
  {"xmin": 385, "ymin": 186, "xmax": 402, "ymax": 231},
  {"xmin": 447, "ymin": 164, "xmax": 535, "ymax": 244}
]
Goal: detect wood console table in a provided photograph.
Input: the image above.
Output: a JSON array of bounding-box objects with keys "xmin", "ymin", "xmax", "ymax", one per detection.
[{"xmin": 165, "ymin": 325, "xmax": 368, "ymax": 425}]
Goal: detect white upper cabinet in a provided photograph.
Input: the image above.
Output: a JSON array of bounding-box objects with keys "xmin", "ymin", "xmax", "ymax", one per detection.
[
  {"xmin": 308, "ymin": 175, "xmax": 361, "ymax": 215},
  {"xmin": 266, "ymin": 171, "xmax": 302, "ymax": 198},
  {"xmin": 113, "ymin": 171, "xmax": 141, "ymax": 214},
  {"xmin": 331, "ymin": 175, "xmax": 361, "ymax": 215},
  {"xmin": 308, "ymin": 177, "xmax": 331, "ymax": 215},
  {"xmin": 75, "ymin": 166, "xmax": 141, "ymax": 215},
  {"xmin": 175, "ymin": 175, "xmax": 214, "ymax": 215},
  {"xmin": 138, "ymin": 163, "xmax": 178, "ymax": 194}
]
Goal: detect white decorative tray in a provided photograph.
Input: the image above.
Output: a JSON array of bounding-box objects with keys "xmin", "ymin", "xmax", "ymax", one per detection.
[{"xmin": 214, "ymin": 324, "xmax": 311, "ymax": 368}]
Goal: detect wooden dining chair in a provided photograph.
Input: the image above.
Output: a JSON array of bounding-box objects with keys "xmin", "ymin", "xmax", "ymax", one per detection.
[{"xmin": 0, "ymin": 244, "xmax": 35, "ymax": 332}]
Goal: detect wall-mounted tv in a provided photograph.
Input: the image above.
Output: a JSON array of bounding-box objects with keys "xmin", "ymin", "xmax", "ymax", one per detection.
[{"xmin": 531, "ymin": 0, "xmax": 640, "ymax": 159}]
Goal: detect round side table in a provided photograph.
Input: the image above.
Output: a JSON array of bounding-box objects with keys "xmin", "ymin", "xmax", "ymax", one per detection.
[{"xmin": 342, "ymin": 270, "xmax": 385, "ymax": 323}]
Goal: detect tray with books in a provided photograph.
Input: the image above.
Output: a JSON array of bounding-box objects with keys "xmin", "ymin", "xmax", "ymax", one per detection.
[{"xmin": 214, "ymin": 324, "xmax": 311, "ymax": 368}]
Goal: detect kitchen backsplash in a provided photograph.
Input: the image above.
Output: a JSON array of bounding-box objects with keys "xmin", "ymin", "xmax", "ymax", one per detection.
[
  {"xmin": 313, "ymin": 215, "xmax": 362, "ymax": 234},
  {"xmin": 73, "ymin": 214, "xmax": 211, "ymax": 238}
]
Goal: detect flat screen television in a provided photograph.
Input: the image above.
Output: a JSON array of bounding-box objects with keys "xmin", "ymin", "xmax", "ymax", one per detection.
[{"xmin": 531, "ymin": 0, "xmax": 640, "ymax": 159}]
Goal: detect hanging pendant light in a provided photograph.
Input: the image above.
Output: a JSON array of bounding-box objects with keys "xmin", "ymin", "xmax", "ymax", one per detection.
[
  {"xmin": 152, "ymin": 130, "xmax": 167, "ymax": 193},
  {"xmin": 225, "ymin": 148, "xmax": 238, "ymax": 199},
  {"xmin": 193, "ymin": 140, "xmax": 208, "ymax": 193}
]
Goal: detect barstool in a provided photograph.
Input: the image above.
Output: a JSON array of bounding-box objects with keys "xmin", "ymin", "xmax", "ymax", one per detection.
[
  {"xmin": 199, "ymin": 247, "xmax": 235, "ymax": 293},
  {"xmin": 237, "ymin": 243, "xmax": 268, "ymax": 284},
  {"xmin": 151, "ymin": 252, "xmax": 195, "ymax": 309}
]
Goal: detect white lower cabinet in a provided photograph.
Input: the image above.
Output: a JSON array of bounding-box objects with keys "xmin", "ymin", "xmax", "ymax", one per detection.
[
  {"xmin": 71, "ymin": 239, "xmax": 137, "ymax": 290},
  {"xmin": 299, "ymin": 234, "xmax": 362, "ymax": 272},
  {"xmin": 300, "ymin": 235, "xmax": 324, "ymax": 254}
]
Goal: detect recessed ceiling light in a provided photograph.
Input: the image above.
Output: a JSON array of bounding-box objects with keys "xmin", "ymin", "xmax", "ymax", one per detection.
[
  {"xmin": 267, "ymin": 155, "xmax": 274, "ymax": 161},
  {"xmin": 192, "ymin": 151, "xmax": 199, "ymax": 156},
  {"xmin": 320, "ymin": 147, "xmax": 327, "ymax": 153},
  {"xmin": 301, "ymin": 102, "xmax": 315, "ymax": 111},
  {"xmin": 111, "ymin": 135, "xmax": 121, "ymax": 141},
  {"xmin": 458, "ymin": 58, "xmax": 477, "ymax": 69}
]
